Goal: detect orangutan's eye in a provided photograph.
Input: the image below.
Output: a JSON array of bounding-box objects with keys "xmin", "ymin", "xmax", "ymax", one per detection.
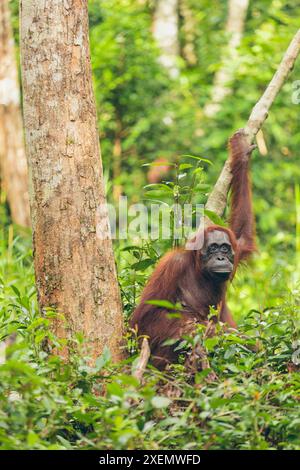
[
  {"xmin": 209, "ymin": 243, "xmax": 218, "ymax": 253},
  {"xmin": 220, "ymin": 244, "xmax": 231, "ymax": 253}
]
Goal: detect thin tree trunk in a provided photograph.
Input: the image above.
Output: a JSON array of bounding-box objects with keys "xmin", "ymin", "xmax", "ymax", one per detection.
[
  {"xmin": 149, "ymin": 0, "xmax": 179, "ymax": 182},
  {"xmin": 204, "ymin": 0, "xmax": 249, "ymax": 117},
  {"xmin": 0, "ymin": 0, "xmax": 30, "ymax": 227},
  {"xmin": 153, "ymin": 0, "xmax": 179, "ymax": 78},
  {"xmin": 20, "ymin": 0, "xmax": 124, "ymax": 361},
  {"xmin": 180, "ymin": 0, "xmax": 197, "ymax": 66}
]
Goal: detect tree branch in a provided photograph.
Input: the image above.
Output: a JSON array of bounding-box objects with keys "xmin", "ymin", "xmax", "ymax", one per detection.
[
  {"xmin": 132, "ymin": 337, "xmax": 151, "ymax": 382},
  {"xmin": 205, "ymin": 29, "xmax": 300, "ymax": 218}
]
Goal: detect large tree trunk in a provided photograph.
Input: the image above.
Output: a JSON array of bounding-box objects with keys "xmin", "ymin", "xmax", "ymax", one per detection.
[
  {"xmin": 153, "ymin": 0, "xmax": 179, "ymax": 78},
  {"xmin": 0, "ymin": 0, "xmax": 30, "ymax": 227},
  {"xmin": 20, "ymin": 0, "xmax": 124, "ymax": 361}
]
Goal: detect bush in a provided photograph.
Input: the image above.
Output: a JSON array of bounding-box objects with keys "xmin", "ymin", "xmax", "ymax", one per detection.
[{"xmin": 0, "ymin": 230, "xmax": 299, "ymax": 450}]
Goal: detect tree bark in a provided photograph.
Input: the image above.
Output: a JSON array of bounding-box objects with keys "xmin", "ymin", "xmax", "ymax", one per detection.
[
  {"xmin": 20, "ymin": 0, "xmax": 124, "ymax": 361},
  {"xmin": 153, "ymin": 0, "xmax": 179, "ymax": 78},
  {"xmin": 0, "ymin": 0, "xmax": 30, "ymax": 227}
]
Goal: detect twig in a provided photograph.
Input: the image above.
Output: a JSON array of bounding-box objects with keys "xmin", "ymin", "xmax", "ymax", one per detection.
[
  {"xmin": 132, "ymin": 337, "xmax": 151, "ymax": 382},
  {"xmin": 205, "ymin": 29, "xmax": 300, "ymax": 218}
]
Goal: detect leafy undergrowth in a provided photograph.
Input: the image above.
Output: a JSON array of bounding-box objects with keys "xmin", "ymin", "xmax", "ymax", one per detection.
[{"xmin": 0, "ymin": 229, "xmax": 299, "ymax": 450}]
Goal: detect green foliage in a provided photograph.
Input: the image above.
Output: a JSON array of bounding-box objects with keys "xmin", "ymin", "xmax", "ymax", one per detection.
[{"xmin": 0, "ymin": 229, "xmax": 299, "ymax": 450}]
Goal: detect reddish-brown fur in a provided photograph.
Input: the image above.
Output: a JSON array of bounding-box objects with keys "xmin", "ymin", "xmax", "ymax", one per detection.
[{"xmin": 130, "ymin": 131, "xmax": 256, "ymax": 369}]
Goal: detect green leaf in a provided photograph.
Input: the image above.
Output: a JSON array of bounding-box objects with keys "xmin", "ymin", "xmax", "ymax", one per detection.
[
  {"xmin": 56, "ymin": 435, "xmax": 73, "ymax": 449},
  {"xmin": 145, "ymin": 299, "xmax": 181, "ymax": 310},
  {"xmin": 204, "ymin": 209, "xmax": 227, "ymax": 227},
  {"xmin": 162, "ymin": 338, "xmax": 178, "ymax": 346},
  {"xmin": 27, "ymin": 430, "xmax": 40, "ymax": 446},
  {"xmin": 95, "ymin": 345, "xmax": 111, "ymax": 371},
  {"xmin": 179, "ymin": 163, "xmax": 193, "ymax": 170},
  {"xmin": 204, "ymin": 337, "xmax": 219, "ymax": 351},
  {"xmin": 143, "ymin": 190, "xmax": 170, "ymax": 199},
  {"xmin": 106, "ymin": 382, "xmax": 124, "ymax": 398},
  {"xmin": 181, "ymin": 155, "xmax": 212, "ymax": 165},
  {"xmin": 11, "ymin": 285, "xmax": 21, "ymax": 298},
  {"xmin": 226, "ymin": 364, "xmax": 240, "ymax": 373},
  {"xmin": 142, "ymin": 162, "xmax": 175, "ymax": 167},
  {"xmin": 131, "ymin": 258, "xmax": 155, "ymax": 271},
  {"xmin": 144, "ymin": 183, "xmax": 173, "ymax": 193},
  {"xmin": 166, "ymin": 312, "xmax": 182, "ymax": 319},
  {"xmin": 121, "ymin": 245, "xmax": 143, "ymax": 252}
]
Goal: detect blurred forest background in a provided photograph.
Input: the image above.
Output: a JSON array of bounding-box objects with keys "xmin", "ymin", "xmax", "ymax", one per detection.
[{"xmin": 0, "ymin": 0, "xmax": 299, "ymax": 450}]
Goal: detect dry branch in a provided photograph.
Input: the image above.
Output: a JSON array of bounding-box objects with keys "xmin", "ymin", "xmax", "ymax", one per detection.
[
  {"xmin": 205, "ymin": 29, "xmax": 300, "ymax": 218},
  {"xmin": 132, "ymin": 337, "xmax": 151, "ymax": 382}
]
